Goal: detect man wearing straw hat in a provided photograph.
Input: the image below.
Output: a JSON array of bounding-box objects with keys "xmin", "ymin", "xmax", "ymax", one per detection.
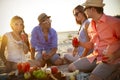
[{"xmin": 68, "ymin": 0, "xmax": 120, "ymax": 80}]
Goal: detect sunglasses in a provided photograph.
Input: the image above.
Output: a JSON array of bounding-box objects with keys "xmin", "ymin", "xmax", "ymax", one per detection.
[
  {"xmin": 74, "ymin": 12, "xmax": 80, "ymax": 16},
  {"xmin": 42, "ymin": 18, "xmax": 52, "ymax": 24}
]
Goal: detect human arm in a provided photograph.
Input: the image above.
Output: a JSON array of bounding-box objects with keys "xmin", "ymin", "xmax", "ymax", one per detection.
[
  {"xmin": 80, "ymin": 48, "xmax": 89, "ymax": 58},
  {"xmin": 21, "ymin": 32, "xmax": 30, "ymax": 54},
  {"xmin": 73, "ymin": 21, "xmax": 93, "ymax": 56},
  {"xmin": 84, "ymin": 21, "xmax": 90, "ymax": 42},
  {"xmin": 23, "ymin": 32, "xmax": 30, "ymax": 51},
  {"xmin": 30, "ymin": 47, "xmax": 35, "ymax": 60},
  {"xmin": 72, "ymin": 37, "xmax": 93, "ymax": 49},
  {"xmin": 43, "ymin": 48, "xmax": 57, "ymax": 60},
  {"xmin": 72, "ymin": 47, "xmax": 78, "ymax": 56},
  {"xmin": 78, "ymin": 23, "xmax": 94, "ymax": 49},
  {"xmin": 0, "ymin": 35, "xmax": 7, "ymax": 64},
  {"xmin": 79, "ymin": 22, "xmax": 94, "ymax": 49},
  {"xmin": 30, "ymin": 27, "xmax": 39, "ymax": 60},
  {"xmin": 80, "ymin": 21, "xmax": 92, "ymax": 57}
]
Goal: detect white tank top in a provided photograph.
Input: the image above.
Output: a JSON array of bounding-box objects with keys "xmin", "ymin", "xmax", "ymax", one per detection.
[{"xmin": 5, "ymin": 32, "xmax": 26, "ymax": 63}]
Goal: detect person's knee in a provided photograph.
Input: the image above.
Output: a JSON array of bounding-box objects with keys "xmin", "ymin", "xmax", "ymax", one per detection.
[
  {"xmin": 89, "ymin": 74, "xmax": 103, "ymax": 80},
  {"xmin": 64, "ymin": 53, "xmax": 68, "ymax": 57},
  {"xmin": 54, "ymin": 58, "xmax": 63, "ymax": 66},
  {"xmin": 68, "ymin": 63, "xmax": 77, "ymax": 72}
]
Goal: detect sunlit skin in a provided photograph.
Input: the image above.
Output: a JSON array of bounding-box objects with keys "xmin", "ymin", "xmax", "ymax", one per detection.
[
  {"xmin": 84, "ymin": 7, "xmax": 103, "ymax": 22},
  {"xmin": 11, "ymin": 19, "xmax": 24, "ymax": 35},
  {"xmin": 72, "ymin": 7, "xmax": 90, "ymax": 58},
  {"xmin": 73, "ymin": 9, "xmax": 85, "ymax": 25},
  {"xmin": 11, "ymin": 19, "xmax": 24, "ymax": 41},
  {"xmin": 40, "ymin": 18, "xmax": 51, "ymax": 43},
  {"xmin": 84, "ymin": 7, "xmax": 93, "ymax": 18},
  {"xmin": 0, "ymin": 16, "xmax": 30, "ymax": 72}
]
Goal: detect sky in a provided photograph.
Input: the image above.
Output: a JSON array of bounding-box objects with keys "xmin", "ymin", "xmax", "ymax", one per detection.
[{"xmin": 0, "ymin": 0, "xmax": 120, "ymax": 36}]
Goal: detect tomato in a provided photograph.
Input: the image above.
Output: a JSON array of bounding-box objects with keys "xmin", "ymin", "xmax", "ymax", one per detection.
[
  {"xmin": 25, "ymin": 62, "xmax": 30, "ymax": 72},
  {"xmin": 51, "ymin": 66, "xmax": 58, "ymax": 74},
  {"xmin": 17, "ymin": 62, "xmax": 30, "ymax": 73},
  {"xmin": 72, "ymin": 37, "xmax": 79, "ymax": 48},
  {"xmin": 17, "ymin": 63, "xmax": 23, "ymax": 73},
  {"xmin": 22, "ymin": 62, "xmax": 30, "ymax": 73}
]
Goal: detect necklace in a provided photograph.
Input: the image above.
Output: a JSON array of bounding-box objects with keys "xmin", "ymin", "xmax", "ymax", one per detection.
[{"xmin": 12, "ymin": 32, "xmax": 22, "ymax": 41}]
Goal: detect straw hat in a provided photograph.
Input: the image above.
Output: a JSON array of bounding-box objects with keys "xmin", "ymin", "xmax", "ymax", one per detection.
[
  {"xmin": 38, "ymin": 13, "xmax": 50, "ymax": 23},
  {"xmin": 82, "ymin": 0, "xmax": 105, "ymax": 7}
]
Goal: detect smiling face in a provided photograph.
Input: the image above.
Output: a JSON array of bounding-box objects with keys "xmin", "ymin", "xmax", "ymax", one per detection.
[
  {"xmin": 73, "ymin": 5, "xmax": 87, "ymax": 25},
  {"xmin": 41, "ymin": 17, "xmax": 51, "ymax": 30},
  {"xmin": 10, "ymin": 16, "xmax": 24, "ymax": 33},
  {"xmin": 73, "ymin": 9, "xmax": 84, "ymax": 25}
]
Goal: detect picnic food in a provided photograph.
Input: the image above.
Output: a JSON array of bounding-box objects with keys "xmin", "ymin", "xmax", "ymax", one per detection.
[
  {"xmin": 72, "ymin": 37, "xmax": 79, "ymax": 48},
  {"xmin": 17, "ymin": 62, "xmax": 30, "ymax": 73},
  {"xmin": 33, "ymin": 69, "xmax": 47, "ymax": 79},
  {"xmin": 8, "ymin": 64, "xmax": 67, "ymax": 80},
  {"xmin": 51, "ymin": 66, "xmax": 58, "ymax": 74},
  {"xmin": 24, "ymin": 72, "xmax": 31, "ymax": 79}
]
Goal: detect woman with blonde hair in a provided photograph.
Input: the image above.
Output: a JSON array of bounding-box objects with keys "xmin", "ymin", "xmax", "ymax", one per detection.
[{"xmin": 0, "ymin": 16, "xmax": 29, "ymax": 72}]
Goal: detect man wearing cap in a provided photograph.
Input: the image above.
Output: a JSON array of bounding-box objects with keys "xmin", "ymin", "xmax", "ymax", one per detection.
[
  {"xmin": 68, "ymin": 0, "xmax": 120, "ymax": 80},
  {"xmin": 30, "ymin": 13, "xmax": 63, "ymax": 67}
]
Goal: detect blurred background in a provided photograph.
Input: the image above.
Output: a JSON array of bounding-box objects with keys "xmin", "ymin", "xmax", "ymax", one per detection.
[{"xmin": 0, "ymin": 0, "xmax": 120, "ymax": 36}]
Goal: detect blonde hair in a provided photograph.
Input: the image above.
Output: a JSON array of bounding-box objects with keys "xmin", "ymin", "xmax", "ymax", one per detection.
[{"xmin": 10, "ymin": 16, "xmax": 24, "ymax": 29}]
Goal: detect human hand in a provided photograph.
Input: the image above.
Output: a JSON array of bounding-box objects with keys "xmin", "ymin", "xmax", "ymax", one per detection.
[
  {"xmin": 84, "ymin": 42, "xmax": 93, "ymax": 49},
  {"xmin": 72, "ymin": 48, "xmax": 78, "ymax": 57},
  {"xmin": 106, "ymin": 50, "xmax": 120, "ymax": 64},
  {"xmin": 23, "ymin": 43, "xmax": 29, "ymax": 54},
  {"xmin": 21, "ymin": 31, "xmax": 28, "ymax": 42},
  {"xmin": 31, "ymin": 56, "xmax": 35, "ymax": 60},
  {"xmin": 42, "ymin": 54, "xmax": 51, "ymax": 61}
]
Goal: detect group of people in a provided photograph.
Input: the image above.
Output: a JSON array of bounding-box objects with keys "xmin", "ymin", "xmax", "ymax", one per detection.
[
  {"xmin": 0, "ymin": 13, "xmax": 63, "ymax": 72},
  {"xmin": 0, "ymin": 0, "xmax": 120, "ymax": 80}
]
